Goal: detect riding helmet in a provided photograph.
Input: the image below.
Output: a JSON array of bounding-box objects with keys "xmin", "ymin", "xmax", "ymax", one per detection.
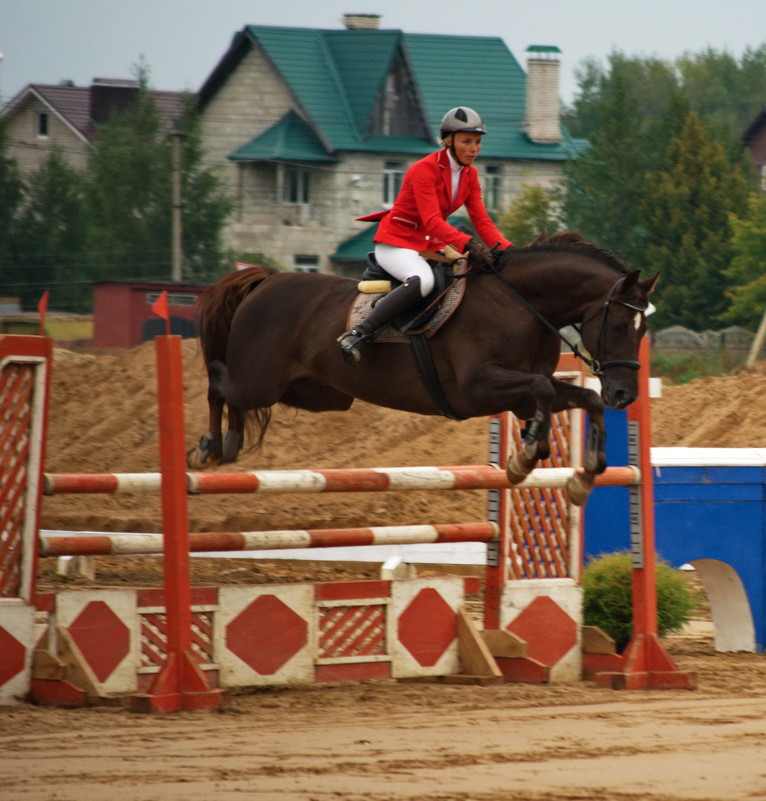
[{"xmin": 440, "ymin": 106, "xmax": 488, "ymax": 138}]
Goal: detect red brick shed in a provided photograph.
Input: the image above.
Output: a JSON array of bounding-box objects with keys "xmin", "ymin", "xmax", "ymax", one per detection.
[{"xmin": 92, "ymin": 280, "xmax": 210, "ymax": 349}]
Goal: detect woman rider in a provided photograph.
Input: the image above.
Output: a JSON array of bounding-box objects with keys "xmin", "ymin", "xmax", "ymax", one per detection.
[{"xmin": 337, "ymin": 106, "xmax": 512, "ymax": 362}]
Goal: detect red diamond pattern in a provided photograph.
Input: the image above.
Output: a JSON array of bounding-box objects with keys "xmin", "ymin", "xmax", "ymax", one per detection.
[{"xmin": 226, "ymin": 595, "xmax": 307, "ymax": 675}]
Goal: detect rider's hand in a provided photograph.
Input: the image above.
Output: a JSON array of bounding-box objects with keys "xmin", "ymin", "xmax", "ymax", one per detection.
[{"xmin": 465, "ymin": 238, "xmax": 494, "ymax": 269}]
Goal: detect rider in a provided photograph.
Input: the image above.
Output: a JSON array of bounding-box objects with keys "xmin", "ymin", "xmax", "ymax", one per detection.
[{"xmin": 337, "ymin": 106, "xmax": 513, "ymax": 362}]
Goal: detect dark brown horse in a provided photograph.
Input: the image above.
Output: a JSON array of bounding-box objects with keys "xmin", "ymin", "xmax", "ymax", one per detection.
[{"xmin": 193, "ymin": 232, "xmax": 658, "ymax": 505}]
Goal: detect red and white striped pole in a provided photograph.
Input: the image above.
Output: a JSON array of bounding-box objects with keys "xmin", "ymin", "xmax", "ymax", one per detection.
[
  {"xmin": 598, "ymin": 336, "xmax": 697, "ymax": 690},
  {"xmin": 130, "ymin": 334, "xmax": 225, "ymax": 712}
]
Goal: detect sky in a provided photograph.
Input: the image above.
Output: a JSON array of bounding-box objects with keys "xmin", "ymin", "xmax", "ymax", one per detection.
[{"xmin": 2, "ymin": 0, "xmax": 766, "ymax": 109}]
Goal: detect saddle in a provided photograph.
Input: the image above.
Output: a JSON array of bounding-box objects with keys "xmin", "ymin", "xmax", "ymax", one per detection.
[{"xmin": 348, "ymin": 252, "xmax": 467, "ymax": 340}]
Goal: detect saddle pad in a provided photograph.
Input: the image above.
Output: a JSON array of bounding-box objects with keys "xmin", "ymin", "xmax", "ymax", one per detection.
[{"xmin": 347, "ymin": 277, "xmax": 467, "ymax": 342}]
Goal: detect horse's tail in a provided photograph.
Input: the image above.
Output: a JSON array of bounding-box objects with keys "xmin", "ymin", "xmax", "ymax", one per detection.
[{"xmin": 196, "ymin": 266, "xmax": 275, "ymax": 368}]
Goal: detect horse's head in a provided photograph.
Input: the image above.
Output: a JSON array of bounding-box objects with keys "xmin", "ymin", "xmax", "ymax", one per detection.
[{"xmin": 578, "ymin": 270, "xmax": 660, "ymax": 410}]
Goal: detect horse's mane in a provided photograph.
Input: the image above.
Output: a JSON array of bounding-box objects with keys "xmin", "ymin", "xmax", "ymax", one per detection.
[{"xmin": 509, "ymin": 231, "xmax": 628, "ymax": 274}]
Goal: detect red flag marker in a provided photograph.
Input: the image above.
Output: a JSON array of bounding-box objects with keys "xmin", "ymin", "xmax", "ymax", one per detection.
[
  {"xmin": 37, "ymin": 291, "xmax": 49, "ymax": 336},
  {"xmin": 151, "ymin": 290, "xmax": 171, "ymax": 335}
]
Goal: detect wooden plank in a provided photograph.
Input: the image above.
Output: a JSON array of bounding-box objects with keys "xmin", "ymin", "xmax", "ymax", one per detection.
[
  {"xmin": 31, "ymin": 649, "xmax": 66, "ymax": 680},
  {"xmin": 481, "ymin": 629, "xmax": 527, "ymax": 658},
  {"xmin": 456, "ymin": 606, "xmax": 502, "ymax": 678},
  {"xmin": 582, "ymin": 625, "xmax": 617, "ymax": 654},
  {"xmin": 57, "ymin": 627, "xmax": 108, "ymax": 700}
]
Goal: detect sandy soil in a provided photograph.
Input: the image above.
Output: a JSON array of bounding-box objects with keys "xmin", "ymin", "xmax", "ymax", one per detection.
[{"xmin": 4, "ymin": 343, "xmax": 766, "ymax": 800}]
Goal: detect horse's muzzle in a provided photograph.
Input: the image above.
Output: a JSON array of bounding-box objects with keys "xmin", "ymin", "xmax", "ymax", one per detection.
[{"xmin": 600, "ymin": 376, "xmax": 638, "ymax": 410}]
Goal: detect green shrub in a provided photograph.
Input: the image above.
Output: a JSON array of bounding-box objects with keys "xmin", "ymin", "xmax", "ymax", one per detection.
[
  {"xmin": 582, "ymin": 551, "xmax": 695, "ymax": 651},
  {"xmin": 650, "ymin": 349, "xmax": 746, "ymax": 384}
]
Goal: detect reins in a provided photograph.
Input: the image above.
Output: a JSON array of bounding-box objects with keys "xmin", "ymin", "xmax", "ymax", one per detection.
[{"xmin": 473, "ymin": 258, "xmax": 645, "ymax": 376}]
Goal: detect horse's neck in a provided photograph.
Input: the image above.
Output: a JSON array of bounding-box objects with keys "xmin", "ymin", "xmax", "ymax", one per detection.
[{"xmin": 505, "ymin": 257, "xmax": 617, "ymax": 327}]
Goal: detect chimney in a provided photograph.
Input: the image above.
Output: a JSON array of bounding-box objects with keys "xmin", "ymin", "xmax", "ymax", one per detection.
[
  {"xmin": 342, "ymin": 13, "xmax": 381, "ymax": 29},
  {"xmin": 524, "ymin": 45, "xmax": 562, "ymax": 144},
  {"xmin": 89, "ymin": 77, "xmax": 140, "ymax": 124}
]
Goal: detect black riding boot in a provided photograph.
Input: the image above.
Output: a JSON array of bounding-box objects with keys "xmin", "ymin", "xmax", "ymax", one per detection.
[{"xmin": 337, "ymin": 275, "xmax": 422, "ymax": 363}]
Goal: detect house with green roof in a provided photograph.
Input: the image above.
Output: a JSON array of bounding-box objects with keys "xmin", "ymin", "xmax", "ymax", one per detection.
[{"xmin": 197, "ymin": 14, "xmax": 586, "ymax": 275}]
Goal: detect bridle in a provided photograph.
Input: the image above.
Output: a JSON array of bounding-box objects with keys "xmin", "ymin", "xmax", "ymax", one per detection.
[
  {"xmin": 473, "ymin": 260, "xmax": 647, "ymax": 377},
  {"xmin": 571, "ymin": 276, "xmax": 646, "ymax": 376}
]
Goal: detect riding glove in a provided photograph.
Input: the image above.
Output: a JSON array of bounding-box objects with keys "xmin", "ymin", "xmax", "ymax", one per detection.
[{"xmin": 465, "ymin": 238, "xmax": 495, "ymax": 269}]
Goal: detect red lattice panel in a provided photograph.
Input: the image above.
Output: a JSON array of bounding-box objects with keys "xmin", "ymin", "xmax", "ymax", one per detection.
[
  {"xmin": 139, "ymin": 609, "xmax": 215, "ymax": 670},
  {"xmin": 0, "ymin": 365, "xmax": 34, "ymax": 598},
  {"xmin": 507, "ymin": 409, "xmax": 573, "ymax": 580},
  {"xmin": 318, "ymin": 603, "xmax": 387, "ymax": 660}
]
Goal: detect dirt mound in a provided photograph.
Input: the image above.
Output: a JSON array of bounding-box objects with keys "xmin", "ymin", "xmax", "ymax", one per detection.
[
  {"xmin": 42, "ymin": 341, "xmax": 766, "ymax": 539},
  {"xmin": 652, "ymin": 361, "xmax": 766, "ymax": 448}
]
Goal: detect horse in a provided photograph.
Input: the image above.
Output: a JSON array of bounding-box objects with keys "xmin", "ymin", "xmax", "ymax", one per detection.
[{"xmin": 193, "ymin": 232, "xmax": 659, "ymax": 505}]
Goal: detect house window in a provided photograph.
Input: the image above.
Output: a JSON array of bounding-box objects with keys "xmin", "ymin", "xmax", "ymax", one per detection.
[
  {"xmin": 145, "ymin": 292, "xmax": 197, "ymax": 307},
  {"xmin": 294, "ymin": 254, "xmax": 319, "ymax": 272},
  {"xmin": 483, "ymin": 165, "xmax": 501, "ymax": 212},
  {"xmin": 37, "ymin": 112, "xmax": 49, "ymax": 138},
  {"xmin": 383, "ymin": 161, "xmax": 403, "ymax": 206},
  {"xmin": 282, "ymin": 166, "xmax": 310, "ymax": 204}
]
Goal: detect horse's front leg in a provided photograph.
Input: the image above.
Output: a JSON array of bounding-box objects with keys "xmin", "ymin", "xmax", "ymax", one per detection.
[
  {"xmin": 463, "ymin": 367, "xmax": 557, "ymax": 485},
  {"xmin": 506, "ymin": 408, "xmax": 553, "ymax": 484},
  {"xmin": 549, "ymin": 378, "xmax": 607, "ymax": 506}
]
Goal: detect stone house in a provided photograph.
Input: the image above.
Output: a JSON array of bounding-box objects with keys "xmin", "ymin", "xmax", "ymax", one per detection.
[
  {"xmin": 743, "ymin": 106, "xmax": 766, "ymax": 189},
  {"xmin": 197, "ymin": 15, "xmax": 587, "ymax": 275},
  {"xmin": 1, "ymin": 78, "xmax": 187, "ymax": 175}
]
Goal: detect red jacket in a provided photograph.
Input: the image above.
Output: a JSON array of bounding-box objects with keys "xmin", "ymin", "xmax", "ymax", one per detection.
[{"xmin": 357, "ymin": 149, "xmax": 511, "ymax": 252}]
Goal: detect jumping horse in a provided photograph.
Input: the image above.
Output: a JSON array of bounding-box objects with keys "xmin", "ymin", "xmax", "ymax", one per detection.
[{"xmin": 193, "ymin": 232, "xmax": 659, "ymax": 505}]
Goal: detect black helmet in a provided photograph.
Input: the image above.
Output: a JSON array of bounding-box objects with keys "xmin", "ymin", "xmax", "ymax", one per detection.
[{"xmin": 440, "ymin": 106, "xmax": 487, "ymax": 138}]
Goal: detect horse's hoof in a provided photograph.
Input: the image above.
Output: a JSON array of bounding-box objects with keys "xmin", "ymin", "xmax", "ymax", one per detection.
[
  {"xmin": 189, "ymin": 433, "xmax": 221, "ymax": 468},
  {"xmin": 566, "ymin": 472, "xmax": 595, "ymax": 506},
  {"xmin": 506, "ymin": 453, "xmax": 534, "ymax": 485},
  {"xmin": 221, "ymin": 431, "xmax": 243, "ymax": 463}
]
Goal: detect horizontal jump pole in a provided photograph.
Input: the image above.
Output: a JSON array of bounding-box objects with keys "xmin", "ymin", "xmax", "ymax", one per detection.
[
  {"xmin": 39, "ymin": 522, "xmax": 499, "ymax": 556},
  {"xmin": 43, "ymin": 464, "xmax": 640, "ymax": 495}
]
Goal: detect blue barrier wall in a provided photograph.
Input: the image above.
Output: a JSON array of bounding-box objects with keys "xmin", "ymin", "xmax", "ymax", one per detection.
[{"xmin": 585, "ymin": 409, "xmax": 766, "ymax": 653}]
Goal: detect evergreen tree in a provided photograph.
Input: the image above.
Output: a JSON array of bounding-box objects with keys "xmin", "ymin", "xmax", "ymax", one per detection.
[
  {"xmin": 174, "ymin": 103, "xmax": 232, "ymax": 281},
  {"xmin": 724, "ymin": 193, "xmax": 766, "ymax": 328},
  {"xmin": 85, "ymin": 74, "xmax": 176, "ymax": 281},
  {"xmin": 638, "ymin": 112, "xmax": 751, "ymax": 329},
  {"xmin": 560, "ymin": 70, "xmax": 652, "ymax": 261},
  {"xmin": 15, "ymin": 148, "xmax": 90, "ymax": 311},
  {"xmin": 677, "ymin": 45, "xmax": 766, "ymax": 154},
  {"xmin": 498, "ymin": 184, "xmax": 562, "ymax": 246},
  {"xmin": 83, "ymin": 65, "xmax": 231, "ymax": 285},
  {"xmin": 0, "ymin": 119, "xmax": 25, "ymax": 302}
]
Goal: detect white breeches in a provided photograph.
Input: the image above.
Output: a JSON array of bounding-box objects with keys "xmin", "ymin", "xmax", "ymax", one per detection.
[{"xmin": 374, "ymin": 243, "xmax": 434, "ymax": 296}]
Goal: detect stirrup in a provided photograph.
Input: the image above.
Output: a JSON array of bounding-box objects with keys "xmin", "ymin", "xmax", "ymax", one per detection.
[{"xmin": 336, "ymin": 330, "xmax": 364, "ymax": 363}]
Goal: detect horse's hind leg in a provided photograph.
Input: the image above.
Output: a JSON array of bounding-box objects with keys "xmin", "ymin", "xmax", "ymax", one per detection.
[
  {"xmin": 221, "ymin": 404, "xmax": 245, "ymax": 463},
  {"xmin": 189, "ymin": 389, "xmax": 225, "ymax": 468}
]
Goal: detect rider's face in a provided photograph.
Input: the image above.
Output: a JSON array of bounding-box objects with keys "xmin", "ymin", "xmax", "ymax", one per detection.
[{"xmin": 448, "ymin": 132, "xmax": 483, "ymax": 166}]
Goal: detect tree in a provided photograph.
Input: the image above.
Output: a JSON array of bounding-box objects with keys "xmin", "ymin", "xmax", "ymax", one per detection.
[
  {"xmin": 723, "ymin": 193, "xmax": 766, "ymax": 328},
  {"xmin": 84, "ymin": 64, "xmax": 232, "ymax": 285},
  {"xmin": 174, "ymin": 103, "xmax": 233, "ymax": 281},
  {"xmin": 561, "ymin": 70, "xmax": 653, "ymax": 260},
  {"xmin": 14, "ymin": 148, "xmax": 91, "ymax": 311},
  {"xmin": 0, "ymin": 119, "xmax": 25, "ymax": 301},
  {"xmin": 498, "ymin": 184, "xmax": 562, "ymax": 246},
  {"xmin": 85, "ymin": 74, "xmax": 176, "ymax": 281},
  {"xmin": 638, "ymin": 112, "xmax": 752, "ymax": 329}
]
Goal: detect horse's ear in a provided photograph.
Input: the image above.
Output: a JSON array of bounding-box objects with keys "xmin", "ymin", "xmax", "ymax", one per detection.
[
  {"xmin": 620, "ymin": 270, "xmax": 642, "ymax": 290},
  {"xmin": 640, "ymin": 272, "xmax": 660, "ymax": 295}
]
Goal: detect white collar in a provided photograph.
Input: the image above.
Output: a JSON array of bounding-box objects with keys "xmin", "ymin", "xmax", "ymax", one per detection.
[{"xmin": 446, "ymin": 148, "xmax": 464, "ymax": 174}]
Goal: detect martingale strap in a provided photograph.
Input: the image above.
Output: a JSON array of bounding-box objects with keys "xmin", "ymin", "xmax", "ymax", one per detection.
[{"xmin": 409, "ymin": 333, "xmax": 464, "ymax": 420}]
